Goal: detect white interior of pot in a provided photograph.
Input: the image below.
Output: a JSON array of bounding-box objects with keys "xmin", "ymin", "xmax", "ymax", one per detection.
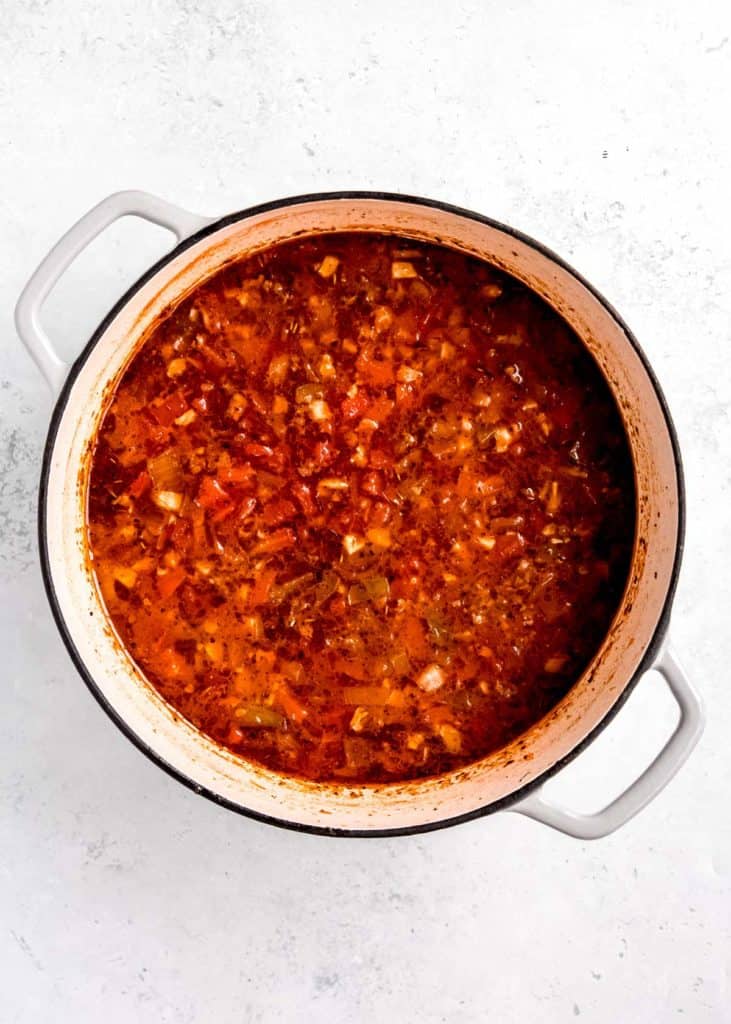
[{"xmin": 43, "ymin": 197, "xmax": 679, "ymax": 831}]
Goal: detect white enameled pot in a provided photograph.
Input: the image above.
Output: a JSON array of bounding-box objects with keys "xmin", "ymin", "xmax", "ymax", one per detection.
[{"xmin": 16, "ymin": 190, "xmax": 704, "ymax": 838}]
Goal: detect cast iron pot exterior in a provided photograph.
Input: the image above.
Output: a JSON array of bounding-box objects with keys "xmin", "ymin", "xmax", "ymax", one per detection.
[{"xmin": 16, "ymin": 191, "xmax": 704, "ymax": 839}]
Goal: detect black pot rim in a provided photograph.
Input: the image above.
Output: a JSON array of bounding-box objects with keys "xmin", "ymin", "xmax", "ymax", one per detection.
[{"xmin": 37, "ymin": 190, "xmax": 685, "ymax": 838}]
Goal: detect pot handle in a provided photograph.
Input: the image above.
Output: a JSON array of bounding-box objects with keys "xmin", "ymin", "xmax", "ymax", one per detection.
[
  {"xmin": 511, "ymin": 645, "xmax": 703, "ymax": 839},
  {"xmin": 15, "ymin": 190, "xmax": 214, "ymax": 394}
]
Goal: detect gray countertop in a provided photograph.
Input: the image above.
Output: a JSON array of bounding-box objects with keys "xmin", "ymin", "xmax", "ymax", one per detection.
[{"xmin": 2, "ymin": 1, "xmax": 729, "ymax": 1021}]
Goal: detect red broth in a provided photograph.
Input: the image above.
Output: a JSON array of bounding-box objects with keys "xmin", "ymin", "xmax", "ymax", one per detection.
[{"xmin": 87, "ymin": 233, "xmax": 635, "ymax": 783}]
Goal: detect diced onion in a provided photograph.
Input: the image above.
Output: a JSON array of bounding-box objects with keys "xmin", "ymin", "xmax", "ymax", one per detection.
[
  {"xmin": 166, "ymin": 357, "xmax": 187, "ymax": 378},
  {"xmin": 374, "ymin": 306, "xmax": 394, "ymax": 331},
  {"xmin": 343, "ymin": 534, "xmax": 365, "ymax": 555},
  {"xmin": 493, "ymin": 427, "xmax": 514, "ymax": 453},
  {"xmin": 153, "ymin": 490, "xmax": 183, "ymax": 513},
  {"xmin": 546, "ymin": 480, "xmax": 561, "ymax": 514},
  {"xmin": 544, "ymin": 655, "xmax": 568, "ymax": 674},
  {"xmin": 392, "ymin": 261, "xmax": 418, "ymax": 279},
  {"xmin": 113, "ymin": 566, "xmax": 137, "ymax": 589},
  {"xmin": 226, "ymin": 393, "xmax": 247, "ymax": 421},
  {"xmin": 267, "ymin": 354, "xmax": 290, "ymax": 385},
  {"xmin": 318, "ymin": 353, "xmax": 336, "ymax": 381},
  {"xmin": 317, "ymin": 478, "xmax": 349, "ymax": 492},
  {"xmin": 416, "ymin": 664, "xmax": 446, "ymax": 692},
  {"xmin": 296, "ymin": 383, "xmax": 324, "ymax": 404},
  {"xmin": 309, "ymin": 399, "xmax": 332, "ymax": 422},
  {"xmin": 396, "ymin": 365, "xmax": 422, "ymax": 383},
  {"xmin": 439, "ymin": 723, "xmax": 462, "ymax": 753},
  {"xmin": 317, "ymin": 255, "xmax": 340, "ymax": 278},
  {"xmin": 204, "ymin": 640, "xmax": 224, "ymax": 663},
  {"xmin": 147, "ymin": 449, "xmax": 183, "ymax": 491},
  {"xmin": 349, "ymin": 707, "xmax": 370, "ymax": 732},
  {"xmin": 350, "ymin": 445, "xmax": 368, "ymax": 467},
  {"xmin": 471, "ymin": 389, "xmax": 492, "ymax": 408}
]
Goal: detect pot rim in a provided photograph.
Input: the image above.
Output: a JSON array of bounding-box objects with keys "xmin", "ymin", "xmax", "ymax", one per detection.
[{"xmin": 37, "ymin": 190, "xmax": 685, "ymax": 837}]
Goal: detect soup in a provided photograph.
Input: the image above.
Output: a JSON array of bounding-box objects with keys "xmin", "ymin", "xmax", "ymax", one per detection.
[{"xmin": 87, "ymin": 233, "xmax": 635, "ymax": 783}]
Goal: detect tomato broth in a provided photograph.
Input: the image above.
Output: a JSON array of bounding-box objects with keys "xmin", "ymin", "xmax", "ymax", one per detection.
[{"xmin": 87, "ymin": 233, "xmax": 635, "ymax": 783}]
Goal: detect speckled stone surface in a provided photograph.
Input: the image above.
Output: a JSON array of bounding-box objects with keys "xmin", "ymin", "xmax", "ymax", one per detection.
[{"xmin": 2, "ymin": 2, "xmax": 729, "ymax": 1021}]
